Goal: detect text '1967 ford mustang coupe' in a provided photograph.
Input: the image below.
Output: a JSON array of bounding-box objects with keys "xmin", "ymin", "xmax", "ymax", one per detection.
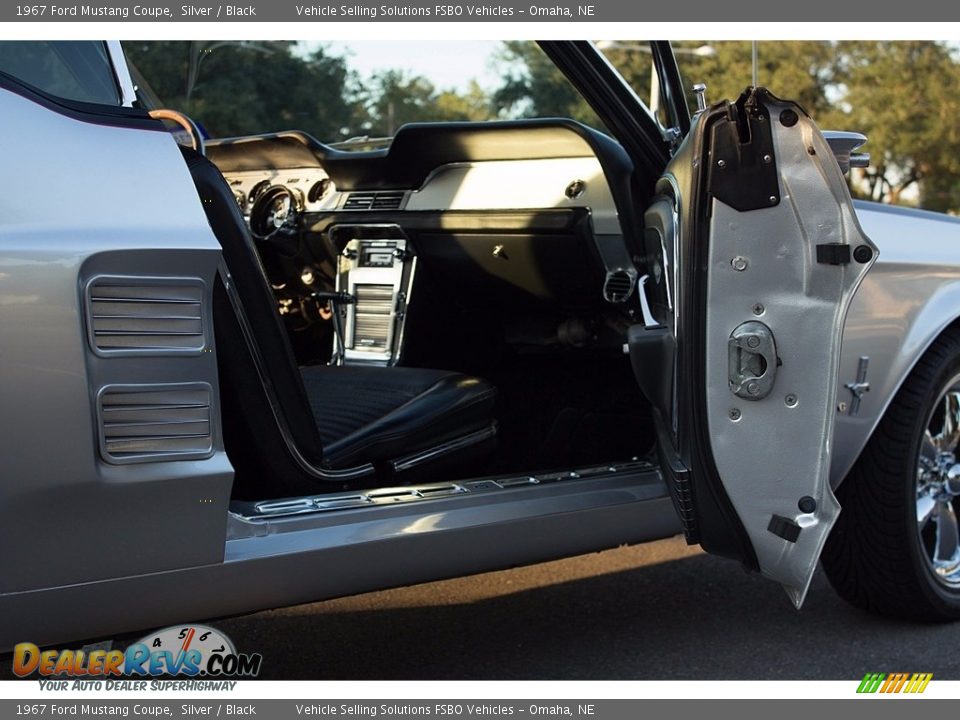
[{"xmin": 2, "ymin": 40, "xmax": 960, "ymax": 648}]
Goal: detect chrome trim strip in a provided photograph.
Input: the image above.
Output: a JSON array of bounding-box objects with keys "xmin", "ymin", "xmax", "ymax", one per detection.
[
  {"xmin": 390, "ymin": 423, "xmax": 499, "ymax": 473},
  {"xmin": 106, "ymin": 41, "xmax": 137, "ymax": 108},
  {"xmin": 234, "ymin": 459, "xmax": 659, "ymax": 522},
  {"xmin": 252, "ymin": 483, "xmax": 467, "ymax": 518}
]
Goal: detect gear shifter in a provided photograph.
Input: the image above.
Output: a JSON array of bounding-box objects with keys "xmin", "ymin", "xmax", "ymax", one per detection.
[{"xmin": 312, "ymin": 291, "xmax": 357, "ymax": 364}]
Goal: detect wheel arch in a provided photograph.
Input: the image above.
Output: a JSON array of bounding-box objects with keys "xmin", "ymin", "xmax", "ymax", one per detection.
[{"xmin": 832, "ymin": 276, "xmax": 960, "ymax": 488}]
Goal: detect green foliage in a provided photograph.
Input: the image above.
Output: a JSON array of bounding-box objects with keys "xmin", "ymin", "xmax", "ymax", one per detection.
[
  {"xmin": 830, "ymin": 41, "xmax": 960, "ymax": 211},
  {"xmin": 671, "ymin": 40, "xmax": 839, "ymax": 120},
  {"xmin": 124, "ymin": 41, "xmax": 498, "ymax": 142},
  {"xmin": 360, "ymin": 71, "xmax": 493, "ymax": 136},
  {"xmin": 600, "ymin": 40, "xmax": 960, "ymax": 211},
  {"xmin": 123, "ymin": 41, "xmax": 362, "ymax": 141},
  {"xmin": 490, "ymin": 41, "xmax": 602, "ymax": 126},
  {"xmin": 493, "ymin": 41, "xmax": 960, "ymax": 212},
  {"xmin": 124, "ymin": 40, "xmax": 960, "ymax": 212}
]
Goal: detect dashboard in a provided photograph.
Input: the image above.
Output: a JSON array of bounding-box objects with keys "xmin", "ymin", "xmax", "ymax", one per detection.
[
  {"xmin": 218, "ymin": 152, "xmax": 622, "ymax": 235},
  {"xmin": 206, "ymin": 120, "xmax": 643, "ymax": 367}
]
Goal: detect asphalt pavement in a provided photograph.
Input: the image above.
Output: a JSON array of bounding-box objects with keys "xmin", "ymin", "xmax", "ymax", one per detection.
[
  {"xmin": 7, "ymin": 535, "xmax": 958, "ymax": 680},
  {"xmin": 207, "ymin": 535, "xmax": 960, "ymax": 680}
]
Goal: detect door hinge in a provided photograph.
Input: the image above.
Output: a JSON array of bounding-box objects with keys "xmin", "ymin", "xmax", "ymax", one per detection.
[{"xmin": 706, "ymin": 89, "xmax": 780, "ymax": 212}]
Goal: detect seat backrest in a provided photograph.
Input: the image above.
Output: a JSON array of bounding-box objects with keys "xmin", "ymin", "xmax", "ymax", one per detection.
[{"xmin": 182, "ymin": 149, "xmax": 326, "ymax": 467}]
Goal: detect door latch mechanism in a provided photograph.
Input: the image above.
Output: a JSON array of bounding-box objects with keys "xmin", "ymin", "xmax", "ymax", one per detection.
[{"xmin": 728, "ymin": 321, "xmax": 778, "ymax": 400}]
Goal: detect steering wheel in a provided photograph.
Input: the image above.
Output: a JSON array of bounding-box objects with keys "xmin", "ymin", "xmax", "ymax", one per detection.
[{"xmin": 149, "ymin": 108, "xmax": 205, "ymax": 156}]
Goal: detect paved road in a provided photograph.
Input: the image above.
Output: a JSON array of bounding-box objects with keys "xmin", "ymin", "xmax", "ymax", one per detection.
[
  {"xmin": 7, "ymin": 536, "xmax": 959, "ymax": 680},
  {"xmin": 209, "ymin": 536, "xmax": 959, "ymax": 680}
]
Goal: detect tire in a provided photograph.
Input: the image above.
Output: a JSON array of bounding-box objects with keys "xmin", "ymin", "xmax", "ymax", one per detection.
[{"xmin": 822, "ymin": 327, "xmax": 960, "ymax": 621}]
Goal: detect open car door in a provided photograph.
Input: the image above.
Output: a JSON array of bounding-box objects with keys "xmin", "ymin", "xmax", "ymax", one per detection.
[
  {"xmin": 539, "ymin": 41, "xmax": 877, "ymax": 604},
  {"xmin": 635, "ymin": 87, "xmax": 877, "ymax": 605}
]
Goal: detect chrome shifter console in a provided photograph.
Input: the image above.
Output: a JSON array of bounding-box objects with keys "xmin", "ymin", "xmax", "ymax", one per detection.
[{"xmin": 333, "ymin": 228, "xmax": 416, "ymax": 366}]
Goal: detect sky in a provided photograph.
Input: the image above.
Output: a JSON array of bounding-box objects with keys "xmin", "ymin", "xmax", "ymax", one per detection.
[{"xmin": 307, "ymin": 40, "xmax": 505, "ymax": 91}]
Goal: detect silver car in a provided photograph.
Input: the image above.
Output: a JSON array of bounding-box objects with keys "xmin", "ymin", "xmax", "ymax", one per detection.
[{"xmin": 1, "ymin": 40, "xmax": 958, "ymax": 649}]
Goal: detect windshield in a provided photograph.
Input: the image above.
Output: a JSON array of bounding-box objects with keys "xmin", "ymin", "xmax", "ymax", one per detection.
[
  {"xmin": 121, "ymin": 40, "xmax": 606, "ymax": 145},
  {"xmin": 0, "ymin": 41, "xmax": 119, "ymax": 105}
]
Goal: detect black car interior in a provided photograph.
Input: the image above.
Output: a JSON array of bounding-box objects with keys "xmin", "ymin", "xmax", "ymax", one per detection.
[
  {"xmin": 187, "ymin": 150, "xmax": 499, "ymax": 499},
  {"xmin": 191, "ymin": 120, "xmax": 661, "ymax": 501}
]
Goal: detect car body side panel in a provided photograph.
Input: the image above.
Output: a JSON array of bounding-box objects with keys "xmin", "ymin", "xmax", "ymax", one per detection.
[
  {"xmin": 0, "ymin": 473, "xmax": 679, "ymax": 648},
  {"xmin": 0, "ymin": 87, "xmax": 232, "ymax": 593},
  {"xmin": 832, "ymin": 201, "xmax": 960, "ymax": 486}
]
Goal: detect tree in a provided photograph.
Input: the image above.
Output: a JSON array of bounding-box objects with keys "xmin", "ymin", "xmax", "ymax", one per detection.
[
  {"xmin": 123, "ymin": 41, "xmax": 364, "ymax": 141},
  {"xmin": 669, "ymin": 41, "xmax": 838, "ymax": 121},
  {"xmin": 433, "ymin": 81, "xmax": 494, "ymax": 123},
  {"xmin": 491, "ymin": 41, "xmax": 602, "ymax": 126},
  {"xmin": 490, "ymin": 41, "xmax": 838, "ymax": 132},
  {"xmin": 360, "ymin": 70, "xmax": 494, "ymax": 136},
  {"xmin": 126, "ymin": 40, "xmax": 960, "ymax": 213},
  {"xmin": 492, "ymin": 40, "xmax": 960, "ymax": 212},
  {"xmin": 672, "ymin": 41, "xmax": 960, "ymax": 209},
  {"xmin": 831, "ymin": 41, "xmax": 960, "ymax": 210}
]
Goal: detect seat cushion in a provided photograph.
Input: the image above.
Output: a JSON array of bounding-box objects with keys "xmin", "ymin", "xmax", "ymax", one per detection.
[{"xmin": 300, "ymin": 365, "xmax": 497, "ymax": 470}]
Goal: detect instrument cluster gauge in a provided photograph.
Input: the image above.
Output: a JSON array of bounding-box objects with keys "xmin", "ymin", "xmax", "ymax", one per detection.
[
  {"xmin": 250, "ymin": 184, "xmax": 302, "ymax": 240},
  {"xmin": 248, "ymin": 179, "xmax": 271, "ymax": 204},
  {"xmin": 308, "ymin": 178, "xmax": 333, "ymax": 204}
]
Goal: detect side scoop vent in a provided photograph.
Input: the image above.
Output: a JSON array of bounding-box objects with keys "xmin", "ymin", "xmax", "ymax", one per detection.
[
  {"xmin": 88, "ymin": 280, "xmax": 205, "ymax": 354},
  {"xmin": 98, "ymin": 384, "xmax": 214, "ymax": 464}
]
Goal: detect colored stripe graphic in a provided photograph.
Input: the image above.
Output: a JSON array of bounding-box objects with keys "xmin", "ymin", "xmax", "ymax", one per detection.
[
  {"xmin": 857, "ymin": 673, "xmax": 885, "ymax": 693},
  {"xmin": 857, "ymin": 672, "xmax": 932, "ymax": 693},
  {"xmin": 909, "ymin": 673, "xmax": 933, "ymax": 693}
]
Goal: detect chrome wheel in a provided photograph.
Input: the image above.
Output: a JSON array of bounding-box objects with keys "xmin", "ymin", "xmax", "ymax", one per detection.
[
  {"xmin": 916, "ymin": 377, "xmax": 960, "ymax": 587},
  {"xmin": 824, "ymin": 330, "xmax": 960, "ymax": 620}
]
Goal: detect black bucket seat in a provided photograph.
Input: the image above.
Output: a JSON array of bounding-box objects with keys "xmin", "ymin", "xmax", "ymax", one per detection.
[{"xmin": 183, "ymin": 150, "xmax": 497, "ymax": 497}]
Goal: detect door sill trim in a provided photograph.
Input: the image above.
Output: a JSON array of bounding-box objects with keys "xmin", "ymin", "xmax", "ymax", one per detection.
[{"xmin": 231, "ymin": 459, "xmax": 658, "ymax": 521}]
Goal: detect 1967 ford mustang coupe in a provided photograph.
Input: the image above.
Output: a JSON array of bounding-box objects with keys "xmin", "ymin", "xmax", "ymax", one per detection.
[{"xmin": 2, "ymin": 40, "xmax": 960, "ymax": 648}]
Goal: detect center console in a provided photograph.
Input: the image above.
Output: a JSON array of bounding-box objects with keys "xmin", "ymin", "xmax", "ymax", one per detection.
[{"xmin": 331, "ymin": 225, "xmax": 416, "ymax": 366}]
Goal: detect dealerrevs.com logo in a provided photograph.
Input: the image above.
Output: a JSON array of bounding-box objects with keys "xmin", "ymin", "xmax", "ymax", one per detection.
[
  {"xmin": 13, "ymin": 625, "xmax": 262, "ymax": 681},
  {"xmin": 857, "ymin": 673, "xmax": 933, "ymax": 694}
]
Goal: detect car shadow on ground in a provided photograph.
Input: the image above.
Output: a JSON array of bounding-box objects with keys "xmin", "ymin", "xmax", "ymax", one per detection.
[
  {"xmin": 214, "ymin": 542, "xmax": 959, "ymax": 680},
  {"xmin": 5, "ymin": 540, "xmax": 958, "ymax": 680}
]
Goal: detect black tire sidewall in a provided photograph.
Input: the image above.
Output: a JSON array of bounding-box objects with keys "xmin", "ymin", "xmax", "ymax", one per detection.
[{"xmin": 901, "ymin": 343, "xmax": 960, "ymax": 616}]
